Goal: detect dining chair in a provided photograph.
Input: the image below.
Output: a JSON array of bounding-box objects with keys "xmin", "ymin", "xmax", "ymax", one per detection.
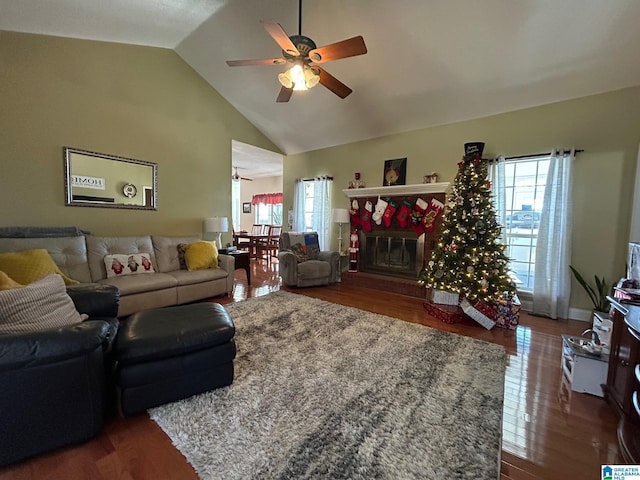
[{"xmin": 266, "ymin": 225, "xmax": 282, "ymax": 262}]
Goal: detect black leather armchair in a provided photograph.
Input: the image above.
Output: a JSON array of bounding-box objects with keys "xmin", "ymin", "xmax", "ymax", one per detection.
[{"xmin": 0, "ymin": 283, "xmax": 119, "ymax": 466}]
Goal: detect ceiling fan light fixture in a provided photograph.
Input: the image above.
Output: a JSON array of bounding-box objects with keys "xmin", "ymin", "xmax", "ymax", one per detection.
[{"xmin": 277, "ymin": 71, "xmax": 293, "ymax": 88}]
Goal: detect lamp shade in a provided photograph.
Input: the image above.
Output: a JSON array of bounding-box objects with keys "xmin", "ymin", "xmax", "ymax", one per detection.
[
  {"xmin": 204, "ymin": 217, "xmax": 229, "ymax": 233},
  {"xmin": 332, "ymin": 208, "xmax": 350, "ymax": 224}
]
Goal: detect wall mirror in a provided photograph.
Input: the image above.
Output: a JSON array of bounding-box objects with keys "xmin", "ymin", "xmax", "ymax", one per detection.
[{"xmin": 63, "ymin": 147, "xmax": 157, "ymax": 210}]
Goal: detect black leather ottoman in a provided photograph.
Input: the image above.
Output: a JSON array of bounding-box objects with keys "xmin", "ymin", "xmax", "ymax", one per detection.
[{"xmin": 114, "ymin": 302, "xmax": 236, "ymax": 416}]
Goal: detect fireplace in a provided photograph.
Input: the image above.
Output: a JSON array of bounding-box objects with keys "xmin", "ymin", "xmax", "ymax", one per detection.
[
  {"xmin": 359, "ymin": 230, "xmax": 424, "ymax": 280},
  {"xmin": 342, "ymin": 183, "xmax": 448, "ymax": 297}
]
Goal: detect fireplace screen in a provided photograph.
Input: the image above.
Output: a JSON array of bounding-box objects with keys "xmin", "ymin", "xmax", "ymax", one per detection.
[{"xmin": 359, "ymin": 230, "xmax": 424, "ymax": 279}]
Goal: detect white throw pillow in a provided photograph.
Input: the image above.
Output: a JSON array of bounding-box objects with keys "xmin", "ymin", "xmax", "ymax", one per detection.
[
  {"xmin": 0, "ymin": 274, "xmax": 84, "ymax": 335},
  {"xmin": 104, "ymin": 253, "xmax": 155, "ymax": 278}
]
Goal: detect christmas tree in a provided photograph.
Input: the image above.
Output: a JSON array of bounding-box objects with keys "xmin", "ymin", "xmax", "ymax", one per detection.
[{"xmin": 418, "ymin": 144, "xmax": 516, "ymax": 303}]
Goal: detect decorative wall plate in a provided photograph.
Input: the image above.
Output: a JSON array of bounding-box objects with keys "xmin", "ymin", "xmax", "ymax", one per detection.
[{"xmin": 123, "ymin": 183, "xmax": 137, "ymax": 198}]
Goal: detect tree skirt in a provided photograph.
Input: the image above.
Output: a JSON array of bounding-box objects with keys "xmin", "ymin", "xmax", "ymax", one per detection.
[{"xmin": 149, "ymin": 291, "xmax": 506, "ymax": 480}]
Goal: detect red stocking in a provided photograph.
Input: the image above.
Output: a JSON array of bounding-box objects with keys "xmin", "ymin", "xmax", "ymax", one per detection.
[
  {"xmin": 360, "ymin": 200, "xmax": 373, "ymax": 232},
  {"xmin": 396, "ymin": 200, "xmax": 413, "ymax": 229},
  {"xmin": 410, "ymin": 198, "xmax": 428, "ymax": 235},
  {"xmin": 349, "ymin": 199, "xmax": 360, "ymax": 228},
  {"xmin": 382, "ymin": 199, "xmax": 398, "ymax": 227},
  {"xmin": 421, "ymin": 198, "xmax": 444, "ymax": 232}
]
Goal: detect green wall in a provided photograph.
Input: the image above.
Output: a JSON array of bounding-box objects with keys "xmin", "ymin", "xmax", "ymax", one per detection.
[
  {"xmin": 284, "ymin": 86, "xmax": 640, "ymax": 311},
  {"xmin": 0, "ymin": 31, "xmax": 280, "ymax": 243}
]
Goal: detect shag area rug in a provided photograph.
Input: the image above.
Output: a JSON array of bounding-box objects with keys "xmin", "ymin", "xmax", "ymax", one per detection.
[{"xmin": 149, "ymin": 291, "xmax": 506, "ymax": 480}]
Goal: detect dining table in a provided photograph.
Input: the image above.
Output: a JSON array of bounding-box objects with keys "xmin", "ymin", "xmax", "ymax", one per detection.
[{"xmin": 233, "ymin": 232, "xmax": 270, "ymax": 259}]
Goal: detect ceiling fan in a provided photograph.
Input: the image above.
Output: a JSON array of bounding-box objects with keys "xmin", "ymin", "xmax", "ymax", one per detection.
[
  {"xmin": 226, "ymin": 0, "xmax": 367, "ymax": 102},
  {"xmin": 232, "ymin": 166, "xmax": 252, "ymax": 182}
]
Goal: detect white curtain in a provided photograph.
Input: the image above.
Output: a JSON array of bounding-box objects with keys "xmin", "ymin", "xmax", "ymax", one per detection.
[
  {"xmin": 312, "ymin": 176, "xmax": 332, "ymax": 250},
  {"xmin": 488, "ymin": 156, "xmax": 507, "ymax": 239},
  {"xmin": 292, "ymin": 177, "xmax": 332, "ymax": 250},
  {"xmin": 532, "ymin": 149, "xmax": 574, "ymax": 319},
  {"xmin": 292, "ymin": 179, "xmax": 306, "ymax": 232}
]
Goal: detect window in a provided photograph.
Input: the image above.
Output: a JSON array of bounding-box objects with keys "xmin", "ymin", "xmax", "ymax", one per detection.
[
  {"xmin": 293, "ymin": 177, "xmax": 332, "ymax": 249},
  {"xmin": 255, "ymin": 203, "xmax": 283, "ymax": 225},
  {"xmin": 501, "ymin": 155, "xmax": 550, "ymax": 291}
]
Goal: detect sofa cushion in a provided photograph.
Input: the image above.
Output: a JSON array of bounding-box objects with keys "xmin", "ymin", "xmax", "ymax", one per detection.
[
  {"xmin": 296, "ymin": 260, "xmax": 331, "ymax": 280},
  {"xmin": 183, "ymin": 241, "xmax": 219, "ymax": 270},
  {"xmin": 98, "ymin": 272, "xmax": 177, "ymax": 296},
  {"xmin": 104, "ymin": 253, "xmax": 156, "ymax": 278},
  {"xmin": 86, "ymin": 236, "xmax": 156, "ymax": 282},
  {"xmin": 0, "ymin": 274, "xmax": 84, "ymax": 335},
  {"xmin": 0, "ymin": 249, "xmax": 80, "ymax": 285},
  {"xmin": 168, "ymin": 267, "xmax": 228, "ymax": 286},
  {"xmin": 0, "ymin": 236, "xmax": 92, "ymax": 284},
  {"xmin": 151, "ymin": 235, "xmax": 200, "ymax": 273}
]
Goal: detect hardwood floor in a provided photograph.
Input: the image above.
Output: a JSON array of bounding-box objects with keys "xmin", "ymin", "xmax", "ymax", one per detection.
[{"xmin": 0, "ymin": 259, "xmax": 622, "ymax": 479}]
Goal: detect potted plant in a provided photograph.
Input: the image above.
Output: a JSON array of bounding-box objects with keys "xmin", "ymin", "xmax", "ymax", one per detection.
[{"xmin": 569, "ymin": 265, "xmax": 611, "ymax": 314}]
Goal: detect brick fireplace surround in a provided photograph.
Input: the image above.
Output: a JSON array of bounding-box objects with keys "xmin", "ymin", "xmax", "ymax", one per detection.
[{"xmin": 341, "ymin": 183, "xmax": 448, "ymax": 298}]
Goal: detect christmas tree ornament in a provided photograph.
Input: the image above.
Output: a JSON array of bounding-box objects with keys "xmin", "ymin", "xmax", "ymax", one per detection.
[
  {"xmin": 372, "ymin": 197, "xmax": 388, "ymax": 225},
  {"xmin": 382, "ymin": 198, "xmax": 398, "ymax": 227},
  {"xmin": 396, "ymin": 200, "xmax": 413, "ymax": 228},
  {"xmin": 360, "ymin": 200, "xmax": 373, "ymax": 232}
]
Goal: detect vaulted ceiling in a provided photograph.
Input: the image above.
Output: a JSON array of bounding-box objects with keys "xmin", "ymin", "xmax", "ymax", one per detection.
[{"xmin": 2, "ymin": 0, "xmax": 640, "ymax": 157}]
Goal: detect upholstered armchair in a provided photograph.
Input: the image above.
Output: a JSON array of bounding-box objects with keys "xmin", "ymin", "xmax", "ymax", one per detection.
[
  {"xmin": 0, "ymin": 283, "xmax": 119, "ymax": 466},
  {"xmin": 278, "ymin": 232, "xmax": 340, "ymax": 287}
]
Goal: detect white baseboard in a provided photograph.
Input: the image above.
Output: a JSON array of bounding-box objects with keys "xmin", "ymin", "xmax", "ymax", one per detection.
[{"xmin": 517, "ymin": 295, "xmax": 592, "ymax": 322}]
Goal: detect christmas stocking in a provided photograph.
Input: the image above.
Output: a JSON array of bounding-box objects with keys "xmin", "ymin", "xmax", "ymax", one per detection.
[
  {"xmin": 421, "ymin": 198, "xmax": 445, "ymax": 232},
  {"xmin": 372, "ymin": 197, "xmax": 388, "ymax": 225},
  {"xmin": 382, "ymin": 199, "xmax": 398, "ymax": 227},
  {"xmin": 396, "ymin": 200, "xmax": 413, "ymax": 229},
  {"xmin": 410, "ymin": 198, "xmax": 428, "ymax": 235},
  {"xmin": 361, "ymin": 200, "xmax": 373, "ymax": 232},
  {"xmin": 349, "ymin": 199, "xmax": 360, "ymax": 228}
]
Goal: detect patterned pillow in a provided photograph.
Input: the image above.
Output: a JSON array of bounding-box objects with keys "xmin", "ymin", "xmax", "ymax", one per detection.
[
  {"xmin": 290, "ymin": 243, "xmax": 310, "ymax": 263},
  {"xmin": 287, "ymin": 233, "xmax": 320, "ymax": 260},
  {"xmin": 183, "ymin": 241, "xmax": 219, "ymax": 271},
  {"xmin": 177, "ymin": 243, "xmax": 188, "ymax": 269},
  {"xmin": 0, "ymin": 249, "xmax": 79, "ymax": 285},
  {"xmin": 0, "ymin": 274, "xmax": 84, "ymax": 335},
  {"xmin": 104, "ymin": 253, "xmax": 156, "ymax": 279}
]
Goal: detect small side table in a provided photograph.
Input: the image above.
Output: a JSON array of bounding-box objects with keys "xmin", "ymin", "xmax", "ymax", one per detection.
[{"xmin": 220, "ymin": 249, "xmax": 251, "ymax": 285}]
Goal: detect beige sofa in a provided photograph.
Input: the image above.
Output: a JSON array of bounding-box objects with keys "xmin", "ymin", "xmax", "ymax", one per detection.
[{"xmin": 0, "ymin": 235, "xmax": 234, "ymax": 317}]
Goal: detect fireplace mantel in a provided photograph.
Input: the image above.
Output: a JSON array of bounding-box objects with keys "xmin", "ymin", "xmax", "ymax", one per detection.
[{"xmin": 342, "ymin": 182, "xmax": 450, "ymax": 198}]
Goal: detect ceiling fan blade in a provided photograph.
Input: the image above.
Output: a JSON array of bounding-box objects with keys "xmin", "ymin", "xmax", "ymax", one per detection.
[
  {"xmin": 260, "ymin": 20, "xmax": 300, "ymax": 56},
  {"xmin": 316, "ymin": 67, "xmax": 352, "ymax": 99},
  {"xmin": 226, "ymin": 58, "xmax": 286, "ymax": 67},
  {"xmin": 276, "ymin": 86, "xmax": 293, "ymax": 103},
  {"xmin": 308, "ymin": 36, "xmax": 367, "ymax": 63}
]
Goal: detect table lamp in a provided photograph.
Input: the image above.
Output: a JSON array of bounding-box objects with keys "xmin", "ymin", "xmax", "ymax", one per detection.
[
  {"xmin": 332, "ymin": 208, "xmax": 350, "ymax": 255},
  {"xmin": 204, "ymin": 217, "xmax": 229, "ymax": 249}
]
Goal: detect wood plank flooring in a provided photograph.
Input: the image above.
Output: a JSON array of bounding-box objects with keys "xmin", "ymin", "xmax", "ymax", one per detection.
[{"xmin": 0, "ymin": 259, "xmax": 622, "ymax": 480}]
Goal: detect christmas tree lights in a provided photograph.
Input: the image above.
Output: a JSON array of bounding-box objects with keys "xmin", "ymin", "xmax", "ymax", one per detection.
[{"xmin": 418, "ymin": 151, "xmax": 516, "ymax": 303}]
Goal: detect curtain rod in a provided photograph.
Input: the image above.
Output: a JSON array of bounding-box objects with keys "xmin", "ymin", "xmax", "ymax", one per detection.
[
  {"xmin": 501, "ymin": 149, "xmax": 584, "ymax": 161},
  {"xmin": 300, "ymin": 176, "xmax": 333, "ymax": 181}
]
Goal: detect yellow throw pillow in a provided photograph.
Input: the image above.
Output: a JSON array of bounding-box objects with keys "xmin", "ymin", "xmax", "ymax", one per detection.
[
  {"xmin": 0, "ymin": 271, "xmax": 23, "ymax": 290},
  {"xmin": 184, "ymin": 241, "xmax": 218, "ymax": 271},
  {"xmin": 0, "ymin": 249, "xmax": 79, "ymax": 286}
]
